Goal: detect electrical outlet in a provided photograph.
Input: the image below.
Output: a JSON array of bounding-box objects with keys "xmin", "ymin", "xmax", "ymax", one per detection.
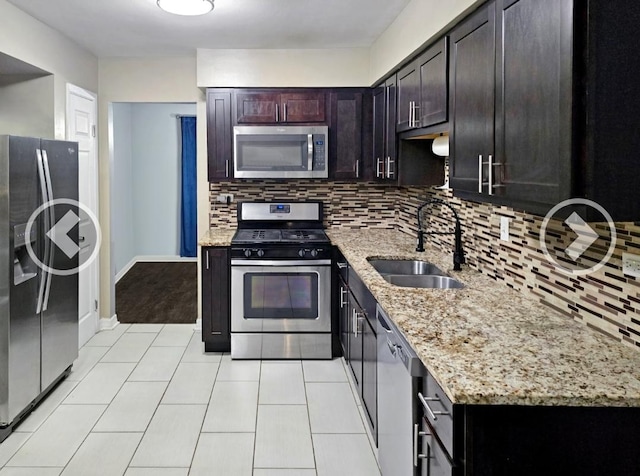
[
  {"xmin": 622, "ymin": 252, "xmax": 640, "ymax": 278},
  {"xmin": 216, "ymin": 193, "xmax": 234, "ymax": 204},
  {"xmin": 500, "ymin": 216, "xmax": 510, "ymax": 242}
]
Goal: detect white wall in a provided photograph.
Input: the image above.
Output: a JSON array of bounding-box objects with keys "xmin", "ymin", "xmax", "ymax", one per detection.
[
  {"xmin": 197, "ymin": 48, "xmax": 371, "ymax": 87},
  {"xmin": 369, "ymin": 0, "xmax": 483, "ymax": 82},
  {"xmin": 0, "ymin": 0, "xmax": 98, "ymax": 139},
  {"xmin": 0, "ymin": 74, "xmax": 55, "ymax": 138},
  {"xmin": 112, "ymin": 103, "xmax": 135, "ymax": 276}
]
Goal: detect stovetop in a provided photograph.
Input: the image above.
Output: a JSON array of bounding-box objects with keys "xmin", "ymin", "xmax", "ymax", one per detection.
[{"xmin": 232, "ymin": 228, "xmax": 329, "ymax": 245}]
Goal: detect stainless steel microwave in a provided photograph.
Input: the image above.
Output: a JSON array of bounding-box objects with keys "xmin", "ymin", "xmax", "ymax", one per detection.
[{"xmin": 233, "ymin": 125, "xmax": 328, "ymax": 179}]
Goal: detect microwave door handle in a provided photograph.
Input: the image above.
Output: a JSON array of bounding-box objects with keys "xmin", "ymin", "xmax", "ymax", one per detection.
[{"xmin": 307, "ymin": 134, "xmax": 313, "ymax": 171}]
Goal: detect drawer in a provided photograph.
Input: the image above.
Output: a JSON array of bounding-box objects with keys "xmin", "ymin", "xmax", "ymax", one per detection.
[
  {"xmin": 418, "ymin": 372, "xmax": 454, "ymax": 456},
  {"xmin": 418, "ymin": 418, "xmax": 454, "ymax": 476}
]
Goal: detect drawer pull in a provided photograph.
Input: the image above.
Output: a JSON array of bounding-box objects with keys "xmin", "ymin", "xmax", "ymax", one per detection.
[
  {"xmin": 418, "ymin": 392, "xmax": 449, "ymax": 421},
  {"xmin": 413, "ymin": 423, "xmax": 429, "ymax": 467},
  {"xmin": 337, "ymin": 262, "xmax": 348, "ymax": 269}
]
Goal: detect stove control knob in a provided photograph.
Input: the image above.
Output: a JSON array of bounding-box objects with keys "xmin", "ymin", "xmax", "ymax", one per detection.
[
  {"xmin": 298, "ymin": 249, "xmax": 306, "ymax": 258},
  {"xmin": 257, "ymin": 249, "xmax": 265, "ymax": 257},
  {"xmin": 244, "ymin": 249, "xmax": 252, "ymax": 258},
  {"xmin": 310, "ymin": 249, "xmax": 319, "ymax": 258}
]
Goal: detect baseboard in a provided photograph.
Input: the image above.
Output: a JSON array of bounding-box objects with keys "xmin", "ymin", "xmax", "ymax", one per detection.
[
  {"xmin": 115, "ymin": 257, "xmax": 137, "ymax": 283},
  {"xmin": 194, "ymin": 318, "xmax": 202, "ymax": 331},
  {"xmin": 116, "ymin": 255, "xmax": 198, "ymax": 283},
  {"xmin": 99, "ymin": 314, "xmax": 119, "ymax": 331}
]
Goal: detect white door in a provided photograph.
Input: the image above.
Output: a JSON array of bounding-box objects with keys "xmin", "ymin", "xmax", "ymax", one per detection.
[{"xmin": 66, "ymin": 84, "xmax": 99, "ymax": 348}]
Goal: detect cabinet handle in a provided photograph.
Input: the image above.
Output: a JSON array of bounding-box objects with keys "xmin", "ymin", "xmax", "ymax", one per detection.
[
  {"xmin": 225, "ymin": 159, "xmax": 229, "ymax": 178},
  {"xmin": 352, "ymin": 308, "xmax": 357, "ymax": 338},
  {"xmin": 355, "ymin": 159, "xmax": 360, "ymax": 178},
  {"xmin": 205, "ymin": 250, "xmax": 209, "ymax": 270},
  {"xmin": 337, "ymin": 262, "xmax": 348, "ymax": 269},
  {"xmin": 413, "ymin": 423, "xmax": 429, "ymax": 467},
  {"xmin": 340, "ymin": 286, "xmax": 348, "ymax": 308},
  {"xmin": 478, "ymin": 155, "xmax": 483, "ymax": 193},
  {"xmin": 418, "ymin": 392, "xmax": 449, "ymax": 421},
  {"xmin": 283, "ymin": 103, "xmax": 287, "ymax": 122},
  {"xmin": 488, "ymin": 154, "xmax": 494, "ymax": 196},
  {"xmin": 386, "ymin": 156, "xmax": 395, "ymax": 179},
  {"xmin": 376, "ymin": 158, "xmax": 384, "ymax": 178}
]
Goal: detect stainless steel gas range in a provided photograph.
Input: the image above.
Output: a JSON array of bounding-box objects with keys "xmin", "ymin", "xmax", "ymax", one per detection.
[{"xmin": 230, "ymin": 201, "xmax": 332, "ymax": 359}]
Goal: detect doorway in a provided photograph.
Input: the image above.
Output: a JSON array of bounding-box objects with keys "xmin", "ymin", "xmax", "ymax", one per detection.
[{"xmin": 110, "ymin": 102, "xmax": 198, "ymax": 324}]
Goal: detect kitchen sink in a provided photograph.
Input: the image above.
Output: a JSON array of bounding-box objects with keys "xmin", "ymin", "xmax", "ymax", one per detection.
[
  {"xmin": 367, "ymin": 258, "xmax": 464, "ymax": 289},
  {"xmin": 368, "ymin": 259, "xmax": 448, "ymax": 276},
  {"xmin": 381, "ymin": 274, "xmax": 464, "ymax": 289}
]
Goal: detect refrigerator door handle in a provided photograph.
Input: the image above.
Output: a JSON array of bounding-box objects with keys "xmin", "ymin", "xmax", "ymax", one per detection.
[
  {"xmin": 35, "ymin": 149, "xmax": 50, "ymax": 314},
  {"xmin": 41, "ymin": 150, "xmax": 55, "ymax": 312}
]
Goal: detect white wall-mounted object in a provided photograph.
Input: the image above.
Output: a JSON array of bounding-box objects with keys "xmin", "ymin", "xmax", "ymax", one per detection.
[
  {"xmin": 500, "ymin": 216, "xmax": 510, "ymax": 242},
  {"xmin": 622, "ymin": 252, "xmax": 640, "ymax": 278},
  {"xmin": 432, "ymin": 136, "xmax": 449, "ymax": 157}
]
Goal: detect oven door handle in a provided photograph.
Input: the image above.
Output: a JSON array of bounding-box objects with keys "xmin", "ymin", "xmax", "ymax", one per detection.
[{"xmin": 231, "ymin": 259, "xmax": 332, "ymax": 266}]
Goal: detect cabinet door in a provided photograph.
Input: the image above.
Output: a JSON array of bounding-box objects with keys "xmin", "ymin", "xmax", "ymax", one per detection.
[
  {"xmin": 201, "ymin": 247, "xmax": 231, "ymax": 352},
  {"xmin": 494, "ymin": 0, "xmax": 572, "ymax": 210},
  {"xmin": 373, "ymin": 76, "xmax": 398, "ymax": 182},
  {"xmin": 449, "ymin": 3, "xmax": 496, "ymax": 195},
  {"xmin": 330, "ymin": 91, "xmax": 363, "ymax": 180},
  {"xmin": 281, "ymin": 92, "xmax": 325, "ymax": 123},
  {"xmin": 418, "ymin": 37, "xmax": 449, "ymax": 128},
  {"xmin": 206, "ymin": 90, "xmax": 232, "ymax": 180},
  {"xmin": 372, "ymin": 85, "xmax": 386, "ymax": 180},
  {"xmin": 348, "ymin": 292, "xmax": 363, "ymax": 388},
  {"xmin": 384, "ymin": 75, "xmax": 398, "ymax": 181},
  {"xmin": 236, "ymin": 92, "xmax": 279, "ymax": 123},
  {"xmin": 362, "ymin": 316, "xmax": 377, "ymax": 443},
  {"xmin": 397, "ymin": 61, "xmax": 420, "ymax": 132}
]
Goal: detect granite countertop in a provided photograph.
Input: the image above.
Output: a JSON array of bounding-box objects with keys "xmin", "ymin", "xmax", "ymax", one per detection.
[
  {"xmin": 198, "ymin": 228, "xmax": 235, "ymax": 246},
  {"xmin": 328, "ymin": 228, "xmax": 640, "ymax": 407}
]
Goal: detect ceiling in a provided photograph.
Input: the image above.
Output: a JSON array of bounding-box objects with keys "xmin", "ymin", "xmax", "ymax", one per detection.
[{"xmin": 6, "ymin": 0, "xmax": 411, "ymax": 57}]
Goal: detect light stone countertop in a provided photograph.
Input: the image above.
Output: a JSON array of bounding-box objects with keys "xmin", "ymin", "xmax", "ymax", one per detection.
[
  {"xmin": 198, "ymin": 228, "xmax": 235, "ymax": 247},
  {"xmin": 328, "ymin": 228, "xmax": 640, "ymax": 407}
]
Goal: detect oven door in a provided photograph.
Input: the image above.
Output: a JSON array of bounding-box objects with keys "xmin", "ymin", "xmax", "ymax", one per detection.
[{"xmin": 231, "ymin": 260, "xmax": 331, "ymax": 333}]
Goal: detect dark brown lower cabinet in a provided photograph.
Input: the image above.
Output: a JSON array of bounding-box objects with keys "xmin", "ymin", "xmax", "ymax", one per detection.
[
  {"xmin": 201, "ymin": 246, "xmax": 230, "ymax": 352},
  {"xmin": 361, "ymin": 315, "xmax": 377, "ymax": 440}
]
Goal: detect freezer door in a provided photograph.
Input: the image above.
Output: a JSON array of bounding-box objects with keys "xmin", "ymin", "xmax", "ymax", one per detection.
[
  {"xmin": 39, "ymin": 140, "xmax": 79, "ymax": 391},
  {"xmin": 0, "ymin": 136, "xmax": 42, "ymax": 425}
]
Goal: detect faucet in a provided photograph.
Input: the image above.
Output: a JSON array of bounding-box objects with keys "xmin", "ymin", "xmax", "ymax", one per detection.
[{"xmin": 416, "ymin": 197, "xmax": 466, "ymax": 271}]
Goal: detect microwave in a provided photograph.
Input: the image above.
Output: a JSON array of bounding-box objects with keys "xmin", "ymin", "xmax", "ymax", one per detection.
[{"xmin": 233, "ymin": 125, "xmax": 328, "ymax": 179}]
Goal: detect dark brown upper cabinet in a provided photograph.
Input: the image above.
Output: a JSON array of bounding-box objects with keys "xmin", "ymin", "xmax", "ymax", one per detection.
[
  {"xmin": 235, "ymin": 90, "xmax": 325, "ymax": 124},
  {"xmin": 450, "ymin": 0, "xmax": 572, "ymax": 215},
  {"xmin": 206, "ymin": 89, "xmax": 233, "ymax": 181},
  {"xmin": 372, "ymin": 75, "xmax": 397, "ymax": 182},
  {"xmin": 450, "ymin": 0, "xmax": 640, "ymax": 220},
  {"xmin": 396, "ymin": 37, "xmax": 449, "ymax": 133},
  {"xmin": 329, "ymin": 89, "xmax": 373, "ymax": 181}
]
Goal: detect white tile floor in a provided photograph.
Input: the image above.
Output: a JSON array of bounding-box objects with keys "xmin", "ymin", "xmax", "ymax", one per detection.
[{"xmin": 0, "ymin": 324, "xmax": 380, "ymax": 476}]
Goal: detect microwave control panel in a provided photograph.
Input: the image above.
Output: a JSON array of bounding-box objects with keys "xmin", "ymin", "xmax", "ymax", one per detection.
[{"xmin": 313, "ymin": 134, "xmax": 326, "ymax": 171}]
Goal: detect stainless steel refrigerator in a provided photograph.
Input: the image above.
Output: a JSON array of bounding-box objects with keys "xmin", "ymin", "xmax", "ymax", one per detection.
[{"xmin": 0, "ymin": 135, "xmax": 79, "ymax": 439}]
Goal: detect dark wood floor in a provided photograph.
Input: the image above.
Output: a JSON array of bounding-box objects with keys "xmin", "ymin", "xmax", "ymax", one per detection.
[{"xmin": 116, "ymin": 262, "xmax": 197, "ymax": 324}]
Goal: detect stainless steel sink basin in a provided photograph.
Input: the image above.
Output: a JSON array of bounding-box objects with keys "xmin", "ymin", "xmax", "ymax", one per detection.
[
  {"xmin": 381, "ymin": 274, "xmax": 464, "ymax": 289},
  {"xmin": 367, "ymin": 259, "xmax": 447, "ymax": 276},
  {"xmin": 367, "ymin": 258, "xmax": 464, "ymax": 289}
]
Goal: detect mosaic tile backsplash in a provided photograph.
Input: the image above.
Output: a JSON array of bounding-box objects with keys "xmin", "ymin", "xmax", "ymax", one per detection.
[{"xmin": 209, "ymin": 181, "xmax": 640, "ymax": 349}]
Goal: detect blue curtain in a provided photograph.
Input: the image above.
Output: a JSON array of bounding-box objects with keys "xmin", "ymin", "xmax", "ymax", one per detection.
[{"xmin": 180, "ymin": 116, "xmax": 197, "ymax": 257}]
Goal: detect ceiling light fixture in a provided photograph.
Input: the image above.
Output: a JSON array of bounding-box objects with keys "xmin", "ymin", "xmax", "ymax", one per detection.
[{"xmin": 157, "ymin": 0, "xmax": 214, "ymax": 16}]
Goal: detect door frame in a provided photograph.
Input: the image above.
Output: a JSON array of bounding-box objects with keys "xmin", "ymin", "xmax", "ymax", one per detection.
[{"xmin": 66, "ymin": 83, "xmax": 100, "ymax": 347}]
